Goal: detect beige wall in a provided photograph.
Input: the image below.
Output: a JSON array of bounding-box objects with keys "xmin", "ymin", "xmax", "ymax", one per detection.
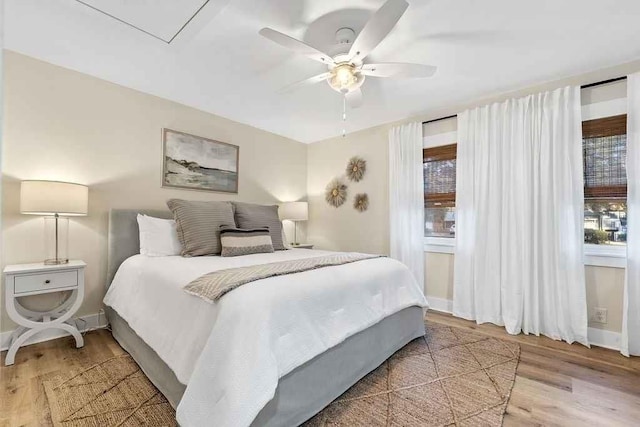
[
  {"xmin": 585, "ymin": 266, "xmax": 625, "ymax": 332},
  {"xmin": 424, "ymin": 253, "xmax": 453, "ymax": 301},
  {"xmin": 307, "ymin": 125, "xmax": 389, "ymax": 254},
  {"xmin": 1, "ymin": 52, "xmax": 307, "ymax": 332},
  {"xmin": 307, "ymin": 59, "xmax": 640, "ymax": 335}
]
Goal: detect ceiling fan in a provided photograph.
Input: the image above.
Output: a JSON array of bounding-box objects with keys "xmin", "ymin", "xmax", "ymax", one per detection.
[{"xmin": 259, "ymin": 0, "xmax": 437, "ymax": 109}]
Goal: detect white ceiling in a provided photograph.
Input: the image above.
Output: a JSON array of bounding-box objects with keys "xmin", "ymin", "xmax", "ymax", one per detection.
[
  {"xmin": 76, "ymin": 0, "xmax": 210, "ymax": 42},
  {"xmin": 5, "ymin": 0, "xmax": 640, "ymax": 143}
]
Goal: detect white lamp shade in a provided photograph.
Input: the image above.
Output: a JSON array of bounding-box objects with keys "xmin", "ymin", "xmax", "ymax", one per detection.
[
  {"xmin": 20, "ymin": 181, "xmax": 88, "ymax": 216},
  {"xmin": 279, "ymin": 201, "xmax": 308, "ymax": 221}
]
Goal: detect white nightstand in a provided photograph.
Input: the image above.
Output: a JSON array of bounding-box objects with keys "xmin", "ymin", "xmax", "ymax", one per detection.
[
  {"xmin": 3, "ymin": 260, "xmax": 86, "ymax": 366},
  {"xmin": 291, "ymin": 244, "xmax": 314, "ymax": 249}
]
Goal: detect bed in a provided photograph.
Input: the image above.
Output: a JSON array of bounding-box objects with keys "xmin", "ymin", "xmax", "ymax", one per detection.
[{"xmin": 103, "ymin": 209, "xmax": 427, "ymax": 427}]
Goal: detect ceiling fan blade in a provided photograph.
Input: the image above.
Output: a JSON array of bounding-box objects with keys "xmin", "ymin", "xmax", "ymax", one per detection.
[
  {"xmin": 278, "ymin": 72, "xmax": 331, "ymax": 94},
  {"xmin": 346, "ymin": 88, "xmax": 363, "ymax": 108},
  {"xmin": 361, "ymin": 63, "xmax": 437, "ymax": 78},
  {"xmin": 348, "ymin": 0, "xmax": 409, "ymax": 62},
  {"xmin": 260, "ymin": 28, "xmax": 335, "ymax": 65}
]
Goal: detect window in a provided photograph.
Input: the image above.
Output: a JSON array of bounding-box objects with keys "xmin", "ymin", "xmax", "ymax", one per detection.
[
  {"xmin": 424, "ymin": 144, "xmax": 456, "ymax": 237},
  {"xmin": 582, "ymin": 114, "xmax": 627, "ymax": 245}
]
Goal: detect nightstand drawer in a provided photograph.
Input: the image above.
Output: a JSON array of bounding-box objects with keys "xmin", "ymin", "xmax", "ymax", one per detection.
[{"xmin": 14, "ymin": 270, "xmax": 78, "ymax": 294}]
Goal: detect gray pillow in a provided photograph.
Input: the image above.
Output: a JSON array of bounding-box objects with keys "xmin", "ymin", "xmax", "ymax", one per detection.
[
  {"xmin": 232, "ymin": 202, "xmax": 286, "ymax": 250},
  {"xmin": 220, "ymin": 226, "xmax": 274, "ymax": 257},
  {"xmin": 167, "ymin": 199, "xmax": 235, "ymax": 256}
]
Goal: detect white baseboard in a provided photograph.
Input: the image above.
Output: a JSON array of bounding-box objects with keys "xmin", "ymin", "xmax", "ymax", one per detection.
[
  {"xmin": 425, "ymin": 296, "xmax": 621, "ymax": 351},
  {"xmin": 587, "ymin": 327, "xmax": 621, "ymax": 351},
  {"xmin": 1, "ymin": 311, "xmax": 108, "ymax": 352},
  {"xmin": 426, "ymin": 296, "xmax": 454, "ymax": 313}
]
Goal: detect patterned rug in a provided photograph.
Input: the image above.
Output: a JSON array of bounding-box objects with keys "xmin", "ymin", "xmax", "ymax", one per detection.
[
  {"xmin": 43, "ymin": 355, "xmax": 175, "ymax": 427},
  {"xmin": 43, "ymin": 321, "xmax": 520, "ymax": 427},
  {"xmin": 304, "ymin": 322, "xmax": 521, "ymax": 426}
]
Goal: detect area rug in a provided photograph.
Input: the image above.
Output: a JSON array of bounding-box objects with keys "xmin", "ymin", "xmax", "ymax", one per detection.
[
  {"xmin": 303, "ymin": 322, "xmax": 521, "ymax": 426},
  {"xmin": 43, "ymin": 354, "xmax": 175, "ymax": 427},
  {"xmin": 43, "ymin": 321, "xmax": 520, "ymax": 427}
]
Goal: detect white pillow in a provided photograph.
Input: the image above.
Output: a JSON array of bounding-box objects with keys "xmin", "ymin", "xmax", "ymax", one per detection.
[
  {"xmin": 281, "ymin": 227, "xmax": 291, "ymax": 249},
  {"xmin": 137, "ymin": 214, "xmax": 182, "ymax": 256}
]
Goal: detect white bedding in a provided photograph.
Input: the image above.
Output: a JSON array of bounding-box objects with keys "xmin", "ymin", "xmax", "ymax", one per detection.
[{"xmin": 104, "ymin": 249, "xmax": 427, "ymax": 427}]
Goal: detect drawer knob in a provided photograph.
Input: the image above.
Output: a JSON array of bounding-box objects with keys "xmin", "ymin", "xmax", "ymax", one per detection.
[{"xmin": 44, "ymin": 280, "xmax": 51, "ymax": 284}]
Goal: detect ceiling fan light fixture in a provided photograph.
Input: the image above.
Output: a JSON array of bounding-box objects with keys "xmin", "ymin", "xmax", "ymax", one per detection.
[
  {"xmin": 328, "ymin": 63, "xmax": 364, "ymax": 93},
  {"xmin": 260, "ymin": 0, "xmax": 437, "ymax": 116}
]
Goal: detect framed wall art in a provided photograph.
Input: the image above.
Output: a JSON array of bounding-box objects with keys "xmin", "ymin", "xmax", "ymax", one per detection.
[{"xmin": 162, "ymin": 128, "xmax": 239, "ymax": 193}]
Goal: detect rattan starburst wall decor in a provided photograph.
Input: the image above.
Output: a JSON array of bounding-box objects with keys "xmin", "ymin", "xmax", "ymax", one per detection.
[
  {"xmin": 325, "ymin": 178, "xmax": 348, "ymax": 208},
  {"xmin": 346, "ymin": 156, "xmax": 366, "ymax": 182},
  {"xmin": 354, "ymin": 193, "xmax": 369, "ymax": 212}
]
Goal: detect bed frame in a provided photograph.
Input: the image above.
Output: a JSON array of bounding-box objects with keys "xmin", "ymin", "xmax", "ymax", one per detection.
[{"xmin": 105, "ymin": 209, "xmax": 426, "ymax": 426}]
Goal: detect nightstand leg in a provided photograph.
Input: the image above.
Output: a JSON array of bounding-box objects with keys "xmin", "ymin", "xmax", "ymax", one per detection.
[
  {"xmin": 4, "ymin": 323, "xmax": 84, "ymax": 366},
  {"xmin": 5, "ymin": 328, "xmax": 40, "ymax": 366},
  {"xmin": 60, "ymin": 321, "xmax": 85, "ymax": 348},
  {"xmin": 8, "ymin": 326, "xmax": 27, "ymax": 344}
]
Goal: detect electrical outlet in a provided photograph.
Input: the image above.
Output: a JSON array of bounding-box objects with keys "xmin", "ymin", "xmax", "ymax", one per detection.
[{"xmin": 593, "ymin": 307, "xmax": 608, "ymax": 324}]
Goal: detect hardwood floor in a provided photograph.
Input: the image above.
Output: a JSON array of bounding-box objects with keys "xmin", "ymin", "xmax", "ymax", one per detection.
[
  {"xmin": 1, "ymin": 313, "xmax": 639, "ymax": 426},
  {"xmin": 426, "ymin": 311, "xmax": 640, "ymax": 426},
  {"xmin": 0, "ymin": 329, "xmax": 126, "ymax": 427}
]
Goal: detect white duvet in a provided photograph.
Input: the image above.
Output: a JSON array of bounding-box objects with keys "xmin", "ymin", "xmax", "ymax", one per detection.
[{"xmin": 104, "ymin": 249, "xmax": 427, "ymax": 427}]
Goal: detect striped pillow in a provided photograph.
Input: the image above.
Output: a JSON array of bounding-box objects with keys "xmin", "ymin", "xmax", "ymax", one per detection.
[
  {"xmin": 167, "ymin": 199, "xmax": 236, "ymax": 257},
  {"xmin": 220, "ymin": 226, "xmax": 274, "ymax": 257},
  {"xmin": 232, "ymin": 202, "xmax": 286, "ymax": 250}
]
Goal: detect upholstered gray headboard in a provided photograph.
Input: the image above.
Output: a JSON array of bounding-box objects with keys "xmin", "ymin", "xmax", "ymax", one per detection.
[{"xmin": 107, "ymin": 209, "xmax": 173, "ymax": 289}]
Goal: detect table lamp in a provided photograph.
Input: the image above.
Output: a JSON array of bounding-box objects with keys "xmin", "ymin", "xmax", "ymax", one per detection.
[
  {"xmin": 279, "ymin": 201, "xmax": 308, "ymax": 246},
  {"xmin": 20, "ymin": 180, "xmax": 88, "ymax": 265}
]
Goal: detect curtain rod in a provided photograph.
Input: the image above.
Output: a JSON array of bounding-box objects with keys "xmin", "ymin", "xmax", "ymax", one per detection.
[
  {"xmin": 580, "ymin": 76, "xmax": 626, "ymax": 89},
  {"xmin": 422, "ymin": 76, "xmax": 627, "ymax": 125},
  {"xmin": 422, "ymin": 114, "xmax": 457, "ymax": 125}
]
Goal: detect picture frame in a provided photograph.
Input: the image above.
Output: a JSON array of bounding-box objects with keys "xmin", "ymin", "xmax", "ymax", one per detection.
[{"xmin": 162, "ymin": 128, "xmax": 239, "ymax": 193}]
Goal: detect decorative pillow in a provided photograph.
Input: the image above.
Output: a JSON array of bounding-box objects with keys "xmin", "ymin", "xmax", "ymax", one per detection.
[
  {"xmin": 232, "ymin": 202, "xmax": 286, "ymax": 250},
  {"xmin": 166, "ymin": 199, "xmax": 235, "ymax": 257},
  {"xmin": 137, "ymin": 214, "xmax": 182, "ymax": 257},
  {"xmin": 220, "ymin": 226, "xmax": 274, "ymax": 257}
]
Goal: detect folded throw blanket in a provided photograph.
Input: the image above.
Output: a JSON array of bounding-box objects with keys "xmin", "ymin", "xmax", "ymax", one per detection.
[{"xmin": 184, "ymin": 253, "xmax": 382, "ymax": 302}]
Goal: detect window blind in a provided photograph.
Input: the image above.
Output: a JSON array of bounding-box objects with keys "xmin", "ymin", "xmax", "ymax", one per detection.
[
  {"xmin": 423, "ymin": 143, "xmax": 456, "ymax": 207},
  {"xmin": 582, "ymin": 114, "xmax": 627, "ymax": 199}
]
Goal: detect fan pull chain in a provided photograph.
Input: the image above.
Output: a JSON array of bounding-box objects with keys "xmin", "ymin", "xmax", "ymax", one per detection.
[{"xmin": 342, "ymin": 94, "xmax": 347, "ymax": 137}]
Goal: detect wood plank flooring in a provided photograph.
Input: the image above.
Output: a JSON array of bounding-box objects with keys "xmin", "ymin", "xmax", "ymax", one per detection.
[
  {"xmin": 426, "ymin": 311, "xmax": 640, "ymax": 426},
  {"xmin": 0, "ymin": 329, "xmax": 126, "ymax": 427},
  {"xmin": 1, "ymin": 312, "xmax": 640, "ymax": 426}
]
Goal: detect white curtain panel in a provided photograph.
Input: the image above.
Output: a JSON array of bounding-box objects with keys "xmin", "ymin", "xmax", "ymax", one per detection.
[
  {"xmin": 622, "ymin": 73, "xmax": 640, "ymax": 357},
  {"xmin": 389, "ymin": 122, "xmax": 425, "ymax": 290},
  {"xmin": 454, "ymin": 86, "xmax": 589, "ymax": 346}
]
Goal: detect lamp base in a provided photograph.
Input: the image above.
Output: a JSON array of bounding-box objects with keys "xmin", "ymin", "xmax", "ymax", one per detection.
[
  {"xmin": 44, "ymin": 258, "xmax": 69, "ymax": 265},
  {"xmin": 44, "ymin": 215, "xmax": 69, "ymax": 266}
]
